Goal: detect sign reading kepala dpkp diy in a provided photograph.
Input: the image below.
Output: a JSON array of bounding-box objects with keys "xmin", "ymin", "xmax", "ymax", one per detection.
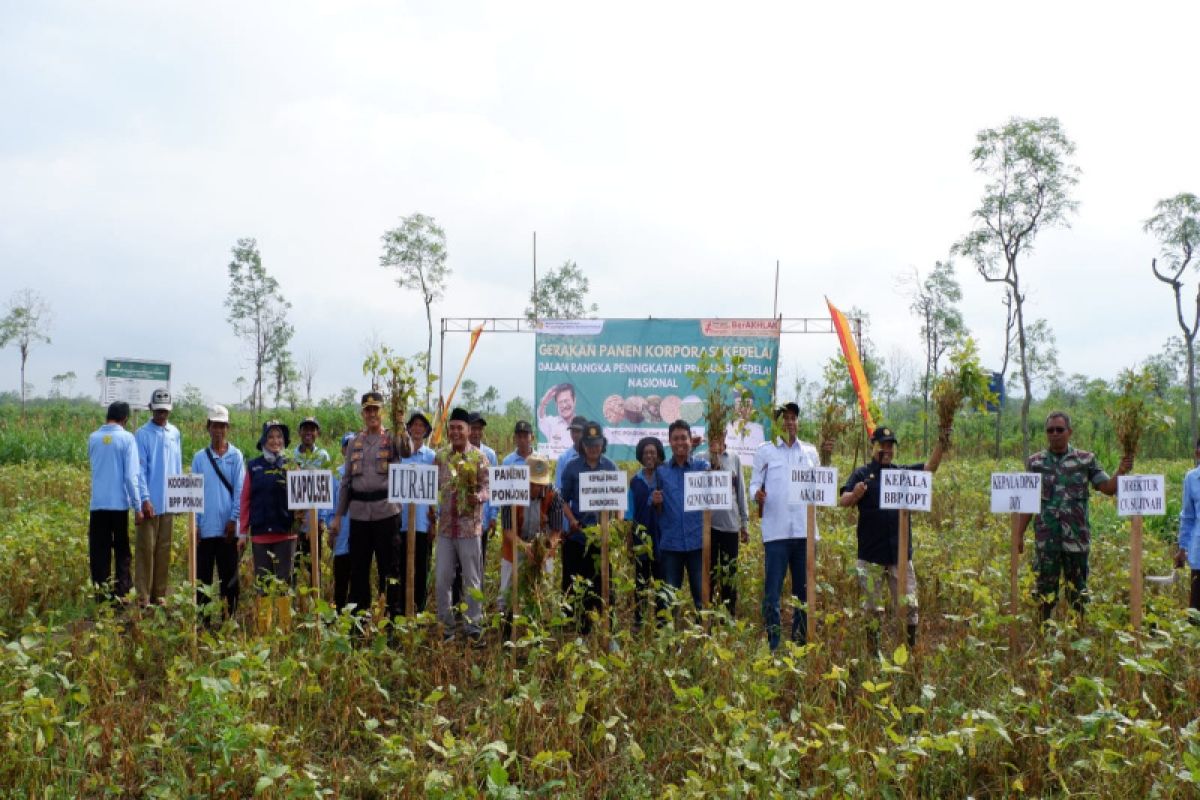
[
  {"xmin": 534, "ymin": 319, "xmax": 780, "ymax": 461},
  {"xmin": 1117, "ymin": 475, "xmax": 1166, "ymax": 517},
  {"xmin": 388, "ymin": 464, "xmax": 439, "ymax": 505},
  {"xmin": 578, "ymin": 471, "xmax": 628, "ymax": 513},
  {"xmin": 878, "ymin": 469, "xmax": 933, "ymax": 512},
  {"xmin": 789, "ymin": 466, "xmax": 839, "ymax": 506},
  {"xmin": 287, "ymin": 470, "xmax": 334, "ymax": 510},
  {"xmin": 165, "ymin": 474, "xmax": 204, "ymax": 514},
  {"xmin": 684, "ymin": 471, "xmax": 733, "ymax": 511},
  {"xmin": 990, "ymin": 473, "xmax": 1042, "ymax": 514},
  {"xmin": 489, "ymin": 465, "xmax": 531, "ymax": 507}
]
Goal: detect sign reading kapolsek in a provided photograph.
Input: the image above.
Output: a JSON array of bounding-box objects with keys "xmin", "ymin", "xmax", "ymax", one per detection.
[
  {"xmin": 684, "ymin": 471, "xmax": 733, "ymax": 511},
  {"xmin": 165, "ymin": 474, "xmax": 204, "ymax": 514},
  {"xmin": 878, "ymin": 469, "xmax": 933, "ymax": 512},
  {"xmin": 579, "ymin": 471, "xmax": 628, "ymax": 513},
  {"xmin": 489, "ymin": 465, "xmax": 531, "ymax": 507},
  {"xmin": 990, "ymin": 473, "xmax": 1042, "ymax": 514},
  {"xmin": 789, "ymin": 467, "xmax": 839, "ymax": 506},
  {"xmin": 1117, "ymin": 475, "xmax": 1166, "ymax": 517},
  {"xmin": 388, "ymin": 464, "xmax": 438, "ymax": 505},
  {"xmin": 287, "ymin": 470, "xmax": 334, "ymax": 510}
]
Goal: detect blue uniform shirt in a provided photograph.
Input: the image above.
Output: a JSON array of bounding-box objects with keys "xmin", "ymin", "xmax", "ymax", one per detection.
[
  {"xmin": 626, "ymin": 469, "xmax": 662, "ymax": 550},
  {"xmin": 479, "ymin": 443, "xmax": 499, "ymax": 530},
  {"xmin": 332, "ymin": 468, "xmax": 352, "ymax": 556},
  {"xmin": 88, "ymin": 423, "xmax": 141, "ymax": 511},
  {"xmin": 657, "ymin": 456, "xmax": 710, "ymax": 552},
  {"xmin": 1178, "ymin": 465, "xmax": 1200, "ymax": 569},
  {"xmin": 398, "ymin": 445, "xmax": 436, "ymax": 533},
  {"xmin": 190, "ymin": 444, "xmax": 246, "ymax": 539},
  {"xmin": 135, "ymin": 420, "xmax": 183, "ymax": 511}
]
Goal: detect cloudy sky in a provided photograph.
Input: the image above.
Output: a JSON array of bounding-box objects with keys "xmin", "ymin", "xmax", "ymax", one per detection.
[{"xmin": 2, "ymin": 1, "xmax": 1198, "ymax": 409}]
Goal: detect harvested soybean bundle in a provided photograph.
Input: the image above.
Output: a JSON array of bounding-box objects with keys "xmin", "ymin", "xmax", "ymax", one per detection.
[
  {"xmin": 1108, "ymin": 368, "xmax": 1155, "ymax": 460},
  {"xmin": 931, "ymin": 337, "xmax": 993, "ymax": 448},
  {"xmin": 817, "ymin": 399, "xmax": 852, "ymax": 456}
]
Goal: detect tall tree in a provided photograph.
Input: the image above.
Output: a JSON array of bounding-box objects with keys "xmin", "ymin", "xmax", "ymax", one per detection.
[
  {"xmin": 525, "ymin": 260, "xmax": 598, "ymax": 320},
  {"xmin": 903, "ymin": 261, "xmax": 964, "ymax": 450},
  {"xmin": 993, "ymin": 289, "xmax": 1017, "ymax": 457},
  {"xmin": 380, "ymin": 213, "xmax": 449, "ymax": 408},
  {"xmin": 0, "ymin": 289, "xmax": 52, "ymax": 413},
  {"xmin": 1144, "ymin": 193, "xmax": 1200, "ymax": 446},
  {"xmin": 954, "ymin": 116, "xmax": 1080, "ymax": 458},
  {"xmin": 224, "ymin": 238, "xmax": 293, "ymax": 414},
  {"xmin": 300, "ymin": 350, "xmax": 318, "ymax": 405}
]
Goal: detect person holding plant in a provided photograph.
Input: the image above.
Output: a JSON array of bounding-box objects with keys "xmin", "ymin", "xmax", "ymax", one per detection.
[
  {"xmin": 433, "ymin": 407, "xmax": 490, "ymax": 644},
  {"xmin": 134, "ymin": 388, "xmax": 183, "ymax": 605},
  {"xmin": 654, "ymin": 420, "xmax": 711, "ymax": 615},
  {"xmin": 840, "ymin": 426, "xmax": 945, "ymax": 650},
  {"xmin": 239, "ymin": 420, "xmax": 299, "ymax": 589},
  {"xmin": 86, "ymin": 400, "xmax": 142, "ymax": 605},
  {"xmin": 706, "ymin": 429, "xmax": 750, "ymax": 618},
  {"xmin": 752, "ymin": 402, "xmax": 827, "ymax": 650},
  {"xmin": 498, "ymin": 453, "xmax": 565, "ymax": 636},
  {"xmin": 558, "ymin": 420, "xmax": 613, "ymax": 636},
  {"xmin": 190, "ymin": 405, "xmax": 245, "ymax": 619},
  {"xmin": 293, "ymin": 416, "xmax": 331, "ymax": 569},
  {"xmin": 330, "ymin": 391, "xmax": 413, "ymax": 623},
  {"xmin": 626, "ymin": 435, "xmax": 665, "ymax": 629},
  {"xmin": 1018, "ymin": 411, "xmax": 1130, "ymax": 624},
  {"xmin": 1176, "ymin": 436, "xmax": 1200, "ymax": 617}
]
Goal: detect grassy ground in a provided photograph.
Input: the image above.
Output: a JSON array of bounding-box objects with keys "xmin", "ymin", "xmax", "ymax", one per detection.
[{"xmin": 1, "ymin": 457, "xmax": 1199, "ymax": 797}]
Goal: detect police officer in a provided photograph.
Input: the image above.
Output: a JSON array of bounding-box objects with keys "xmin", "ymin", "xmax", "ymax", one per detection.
[{"xmin": 330, "ymin": 391, "xmax": 413, "ymax": 623}]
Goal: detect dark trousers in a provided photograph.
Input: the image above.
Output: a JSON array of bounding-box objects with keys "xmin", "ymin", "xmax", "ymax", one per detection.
[
  {"xmin": 88, "ymin": 510, "xmax": 132, "ymax": 604},
  {"xmin": 660, "ymin": 548, "xmax": 704, "ymax": 611},
  {"xmin": 561, "ymin": 538, "xmax": 608, "ymax": 635},
  {"xmin": 711, "ymin": 529, "xmax": 740, "ymax": 617},
  {"xmin": 1190, "ymin": 569, "xmax": 1200, "ymax": 613},
  {"xmin": 631, "ymin": 532, "xmax": 661, "ymax": 629},
  {"xmin": 348, "ymin": 515, "xmax": 401, "ymax": 618},
  {"xmin": 395, "ymin": 529, "xmax": 431, "ymax": 615},
  {"xmin": 763, "ymin": 538, "xmax": 808, "ymax": 650},
  {"xmin": 333, "ymin": 554, "xmax": 352, "ymax": 612},
  {"xmin": 196, "ymin": 535, "xmax": 240, "ymax": 616}
]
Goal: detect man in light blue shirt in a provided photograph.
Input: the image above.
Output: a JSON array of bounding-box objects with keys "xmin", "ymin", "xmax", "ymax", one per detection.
[
  {"xmin": 87, "ymin": 401, "xmax": 141, "ymax": 604},
  {"xmin": 134, "ymin": 388, "xmax": 183, "ymax": 604},
  {"xmin": 190, "ymin": 405, "xmax": 245, "ymax": 619},
  {"xmin": 330, "ymin": 432, "xmax": 355, "ymax": 612},
  {"xmin": 656, "ymin": 419, "xmax": 710, "ymax": 613},
  {"xmin": 1175, "ymin": 437, "xmax": 1200, "ymax": 616}
]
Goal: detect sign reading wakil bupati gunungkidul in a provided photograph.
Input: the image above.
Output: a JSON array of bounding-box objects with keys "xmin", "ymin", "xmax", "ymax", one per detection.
[
  {"xmin": 388, "ymin": 464, "xmax": 438, "ymax": 505},
  {"xmin": 165, "ymin": 474, "xmax": 204, "ymax": 514},
  {"xmin": 287, "ymin": 470, "xmax": 334, "ymax": 510},
  {"xmin": 684, "ymin": 471, "xmax": 733, "ymax": 511},
  {"xmin": 489, "ymin": 465, "xmax": 531, "ymax": 507},
  {"xmin": 533, "ymin": 319, "xmax": 780, "ymax": 461},
  {"xmin": 1117, "ymin": 474, "xmax": 1166, "ymax": 517},
  {"xmin": 578, "ymin": 471, "xmax": 628, "ymax": 513},
  {"xmin": 789, "ymin": 466, "xmax": 839, "ymax": 506},
  {"xmin": 878, "ymin": 469, "xmax": 933, "ymax": 512}
]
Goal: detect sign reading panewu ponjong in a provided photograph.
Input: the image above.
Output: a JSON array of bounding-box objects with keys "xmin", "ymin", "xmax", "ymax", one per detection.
[
  {"xmin": 878, "ymin": 469, "xmax": 933, "ymax": 512},
  {"xmin": 989, "ymin": 473, "xmax": 1042, "ymax": 514},
  {"xmin": 533, "ymin": 319, "xmax": 780, "ymax": 461},
  {"xmin": 578, "ymin": 470, "xmax": 628, "ymax": 513},
  {"xmin": 287, "ymin": 470, "xmax": 334, "ymax": 510},
  {"xmin": 165, "ymin": 474, "xmax": 204, "ymax": 514},
  {"xmin": 684, "ymin": 471, "xmax": 733, "ymax": 512},
  {"xmin": 488, "ymin": 465, "xmax": 531, "ymax": 507},
  {"xmin": 789, "ymin": 466, "xmax": 839, "ymax": 507},
  {"xmin": 1117, "ymin": 475, "xmax": 1166, "ymax": 517},
  {"xmin": 388, "ymin": 464, "xmax": 438, "ymax": 505}
]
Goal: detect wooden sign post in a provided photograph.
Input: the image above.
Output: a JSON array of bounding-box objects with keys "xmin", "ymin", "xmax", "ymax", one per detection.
[
  {"xmin": 578, "ymin": 471, "xmax": 627, "ymax": 636},
  {"xmin": 165, "ymin": 473, "xmax": 205, "ymax": 607},
  {"xmin": 990, "ymin": 473, "xmax": 1042, "ymax": 650},
  {"xmin": 287, "ymin": 470, "xmax": 335, "ymax": 614},
  {"xmin": 1117, "ymin": 474, "xmax": 1166, "ymax": 633},
  {"xmin": 879, "ymin": 469, "xmax": 933, "ymax": 644},
  {"xmin": 487, "ymin": 464, "xmax": 531, "ymax": 637},
  {"xmin": 389, "ymin": 464, "xmax": 439, "ymax": 616},
  {"xmin": 684, "ymin": 471, "xmax": 734, "ymax": 618},
  {"xmin": 790, "ymin": 466, "xmax": 838, "ymax": 643}
]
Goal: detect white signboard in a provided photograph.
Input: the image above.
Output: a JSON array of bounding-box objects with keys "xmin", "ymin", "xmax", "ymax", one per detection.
[
  {"xmin": 789, "ymin": 466, "xmax": 839, "ymax": 507},
  {"xmin": 287, "ymin": 469, "xmax": 334, "ymax": 510},
  {"xmin": 878, "ymin": 469, "xmax": 933, "ymax": 512},
  {"xmin": 1117, "ymin": 474, "xmax": 1166, "ymax": 517},
  {"xmin": 101, "ymin": 357, "xmax": 171, "ymax": 407},
  {"xmin": 684, "ymin": 470, "xmax": 734, "ymax": 512},
  {"xmin": 165, "ymin": 473, "xmax": 204, "ymax": 514},
  {"xmin": 990, "ymin": 473, "xmax": 1042, "ymax": 514},
  {"xmin": 488, "ymin": 465, "xmax": 531, "ymax": 507},
  {"xmin": 579, "ymin": 470, "xmax": 628, "ymax": 513},
  {"xmin": 388, "ymin": 464, "xmax": 439, "ymax": 505}
]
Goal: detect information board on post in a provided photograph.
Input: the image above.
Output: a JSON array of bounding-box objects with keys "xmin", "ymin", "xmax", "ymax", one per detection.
[
  {"xmin": 287, "ymin": 469, "xmax": 334, "ymax": 510},
  {"xmin": 102, "ymin": 358, "xmax": 171, "ymax": 407},
  {"xmin": 990, "ymin": 473, "xmax": 1042, "ymax": 514},
  {"xmin": 878, "ymin": 469, "xmax": 933, "ymax": 512},
  {"xmin": 489, "ymin": 465, "xmax": 531, "ymax": 507},
  {"xmin": 1117, "ymin": 475, "xmax": 1166, "ymax": 517},
  {"xmin": 788, "ymin": 466, "xmax": 839, "ymax": 507},
  {"xmin": 388, "ymin": 464, "xmax": 439, "ymax": 505},
  {"xmin": 579, "ymin": 471, "xmax": 628, "ymax": 513},
  {"xmin": 165, "ymin": 474, "xmax": 204, "ymax": 514},
  {"xmin": 684, "ymin": 471, "xmax": 733, "ymax": 512}
]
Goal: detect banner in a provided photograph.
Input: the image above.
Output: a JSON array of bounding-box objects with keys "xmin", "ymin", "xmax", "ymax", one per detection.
[
  {"xmin": 826, "ymin": 299, "xmax": 876, "ymax": 436},
  {"xmin": 534, "ymin": 319, "xmax": 780, "ymax": 461}
]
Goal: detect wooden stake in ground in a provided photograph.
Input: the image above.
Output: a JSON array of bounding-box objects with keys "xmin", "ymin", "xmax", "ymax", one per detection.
[
  {"xmin": 701, "ymin": 509, "xmax": 712, "ymax": 609},
  {"xmin": 1131, "ymin": 514, "xmax": 1144, "ymax": 632},
  {"xmin": 896, "ymin": 508, "xmax": 909, "ymax": 633},
  {"xmin": 1114, "ymin": 474, "xmax": 1166, "ymax": 634},
  {"xmin": 877, "ymin": 468, "xmax": 933, "ymax": 646},
  {"xmin": 187, "ymin": 511, "xmax": 197, "ymax": 600},
  {"xmin": 806, "ymin": 503, "xmax": 817, "ymax": 643},
  {"xmin": 510, "ymin": 519, "xmax": 520, "ymax": 638},
  {"xmin": 406, "ymin": 502, "xmax": 417, "ymax": 616},
  {"xmin": 307, "ymin": 508, "xmax": 320, "ymax": 596},
  {"xmin": 790, "ymin": 464, "xmax": 838, "ymax": 644},
  {"xmin": 600, "ymin": 511, "xmax": 611, "ymax": 634},
  {"xmin": 988, "ymin": 471, "xmax": 1042, "ymax": 651},
  {"xmin": 1009, "ymin": 513, "xmax": 1021, "ymax": 651}
]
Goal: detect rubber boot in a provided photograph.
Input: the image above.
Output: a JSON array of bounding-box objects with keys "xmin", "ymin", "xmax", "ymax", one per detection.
[
  {"xmin": 906, "ymin": 623, "xmax": 917, "ymax": 649},
  {"xmin": 275, "ymin": 596, "xmax": 292, "ymax": 630}
]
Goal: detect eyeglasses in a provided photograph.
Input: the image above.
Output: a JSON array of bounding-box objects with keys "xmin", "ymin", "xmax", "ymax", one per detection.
[{"xmin": 1045, "ymin": 427, "xmax": 1067, "ymax": 434}]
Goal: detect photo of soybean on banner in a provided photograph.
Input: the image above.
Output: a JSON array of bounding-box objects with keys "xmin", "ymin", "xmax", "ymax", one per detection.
[{"xmin": 534, "ymin": 319, "xmax": 780, "ymax": 461}]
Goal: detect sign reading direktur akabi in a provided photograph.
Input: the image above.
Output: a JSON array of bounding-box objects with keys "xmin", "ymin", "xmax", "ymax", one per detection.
[
  {"xmin": 534, "ymin": 319, "xmax": 780, "ymax": 461},
  {"xmin": 789, "ymin": 466, "xmax": 839, "ymax": 507}
]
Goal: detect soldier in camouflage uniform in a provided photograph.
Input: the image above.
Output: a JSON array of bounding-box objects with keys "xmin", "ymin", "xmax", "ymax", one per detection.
[{"xmin": 1020, "ymin": 411, "xmax": 1130, "ymax": 622}]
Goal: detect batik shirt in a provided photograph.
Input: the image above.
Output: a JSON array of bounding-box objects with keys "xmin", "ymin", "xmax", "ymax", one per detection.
[{"xmin": 1026, "ymin": 448, "xmax": 1110, "ymax": 553}]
